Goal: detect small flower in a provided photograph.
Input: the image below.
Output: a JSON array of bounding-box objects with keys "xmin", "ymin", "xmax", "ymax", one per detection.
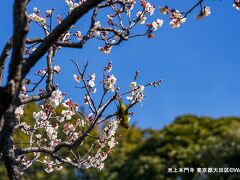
[
  {"xmin": 137, "ymin": 85, "xmax": 145, "ymax": 93},
  {"xmin": 108, "ymin": 137, "xmax": 117, "ymax": 149},
  {"xmin": 75, "ymin": 31, "xmax": 82, "ymax": 40},
  {"xmin": 33, "ymin": 7, "xmax": 38, "ymax": 13},
  {"xmin": 170, "ymin": 18, "xmax": 186, "ymax": 28},
  {"xmin": 90, "ymin": 73, "xmax": 96, "ymax": 81},
  {"xmin": 45, "ymin": 9, "xmax": 53, "ymax": 17},
  {"xmin": 77, "ymin": 119, "xmax": 85, "ymax": 127},
  {"xmin": 130, "ymin": 82, "xmax": 137, "ymax": 89},
  {"xmin": 145, "ymin": 2, "xmax": 155, "ymax": 15},
  {"xmin": 15, "ymin": 105, "xmax": 24, "ymax": 119},
  {"xmin": 53, "ymin": 65, "xmax": 60, "ymax": 73},
  {"xmin": 88, "ymin": 80, "xmax": 95, "ymax": 88},
  {"xmin": 49, "ymin": 89, "xmax": 64, "ymax": 108},
  {"xmin": 152, "ymin": 19, "xmax": 163, "ymax": 31},
  {"xmin": 196, "ymin": 6, "xmax": 211, "ymax": 19},
  {"xmin": 94, "ymin": 21, "xmax": 101, "ymax": 28},
  {"xmin": 136, "ymin": 11, "xmax": 147, "ymax": 24},
  {"xmin": 36, "ymin": 134, "xmax": 41, "ymax": 139},
  {"xmin": 136, "ymin": 92, "xmax": 144, "ymax": 102},
  {"xmin": 33, "ymin": 111, "xmax": 47, "ymax": 121},
  {"xmin": 104, "ymin": 75, "xmax": 117, "ymax": 91},
  {"xmin": 61, "ymin": 110, "xmax": 75, "ymax": 120},
  {"xmin": 73, "ymin": 74, "xmax": 81, "ymax": 82},
  {"xmin": 233, "ymin": 0, "xmax": 240, "ymax": 10}
]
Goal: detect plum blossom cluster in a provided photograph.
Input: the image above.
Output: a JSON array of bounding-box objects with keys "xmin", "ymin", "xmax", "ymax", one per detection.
[
  {"xmin": 82, "ymin": 119, "xmax": 119, "ymax": 170},
  {"xmin": 28, "ymin": 7, "xmax": 46, "ymax": 25},
  {"xmin": 127, "ymin": 82, "xmax": 145, "ymax": 102},
  {"xmin": 159, "ymin": 4, "xmax": 211, "ymax": 28},
  {"xmin": 25, "ymin": 0, "xmax": 239, "ymax": 57},
  {"xmin": 88, "ymin": 0, "xmax": 164, "ymax": 54},
  {"xmin": 13, "ymin": 61, "xmax": 161, "ymax": 174},
  {"xmin": 65, "ymin": 0, "xmax": 87, "ymax": 12}
]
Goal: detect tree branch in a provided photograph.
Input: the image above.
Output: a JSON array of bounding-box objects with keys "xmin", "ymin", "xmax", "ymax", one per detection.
[
  {"xmin": 7, "ymin": 0, "xmax": 29, "ymax": 95},
  {"xmin": 22, "ymin": 0, "xmax": 104, "ymax": 80},
  {"xmin": 0, "ymin": 38, "xmax": 13, "ymax": 86}
]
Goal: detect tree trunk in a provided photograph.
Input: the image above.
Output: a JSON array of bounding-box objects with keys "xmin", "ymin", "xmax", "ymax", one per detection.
[
  {"xmin": 3, "ymin": 144, "xmax": 22, "ymax": 180},
  {"xmin": 0, "ymin": 105, "xmax": 16, "ymax": 154},
  {"xmin": 0, "ymin": 105, "xmax": 21, "ymax": 179}
]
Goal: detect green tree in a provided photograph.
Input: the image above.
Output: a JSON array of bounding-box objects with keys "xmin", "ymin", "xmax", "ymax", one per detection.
[{"xmin": 116, "ymin": 115, "xmax": 240, "ymax": 180}]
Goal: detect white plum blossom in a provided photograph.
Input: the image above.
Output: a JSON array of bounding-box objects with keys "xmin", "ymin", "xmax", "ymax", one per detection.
[
  {"xmin": 170, "ymin": 10, "xmax": 186, "ymax": 28},
  {"xmin": 49, "ymin": 89, "xmax": 64, "ymax": 108},
  {"xmin": 53, "ymin": 65, "xmax": 60, "ymax": 73},
  {"xmin": 137, "ymin": 85, "xmax": 145, "ymax": 93},
  {"xmin": 152, "ymin": 19, "xmax": 163, "ymax": 31},
  {"xmin": 75, "ymin": 31, "xmax": 82, "ymax": 40},
  {"xmin": 130, "ymin": 82, "xmax": 137, "ymax": 89},
  {"xmin": 108, "ymin": 137, "xmax": 117, "ymax": 149},
  {"xmin": 90, "ymin": 73, "xmax": 96, "ymax": 81},
  {"xmin": 73, "ymin": 74, "xmax": 81, "ymax": 82},
  {"xmin": 136, "ymin": 11, "xmax": 147, "ymax": 24},
  {"xmin": 65, "ymin": 0, "xmax": 79, "ymax": 12},
  {"xmin": 104, "ymin": 74, "xmax": 117, "ymax": 91},
  {"xmin": 94, "ymin": 21, "xmax": 101, "ymax": 28},
  {"xmin": 145, "ymin": 2, "xmax": 155, "ymax": 15},
  {"xmin": 36, "ymin": 134, "xmax": 42, "ymax": 139},
  {"xmin": 28, "ymin": 13, "xmax": 46, "ymax": 25},
  {"xmin": 45, "ymin": 9, "xmax": 53, "ymax": 17},
  {"xmin": 33, "ymin": 7, "xmax": 38, "ymax": 13},
  {"xmin": 15, "ymin": 105, "xmax": 24, "ymax": 119},
  {"xmin": 61, "ymin": 110, "xmax": 75, "ymax": 120},
  {"xmin": 62, "ymin": 99, "xmax": 78, "ymax": 111},
  {"xmin": 233, "ymin": 0, "xmax": 240, "ymax": 10},
  {"xmin": 196, "ymin": 6, "xmax": 211, "ymax": 19},
  {"xmin": 88, "ymin": 80, "xmax": 95, "ymax": 88},
  {"xmin": 46, "ymin": 126, "xmax": 58, "ymax": 140},
  {"xmin": 77, "ymin": 119, "xmax": 85, "ymax": 127},
  {"xmin": 136, "ymin": 92, "xmax": 144, "ymax": 102},
  {"xmin": 127, "ymin": 84, "xmax": 145, "ymax": 102},
  {"xmin": 33, "ymin": 111, "xmax": 48, "ymax": 121}
]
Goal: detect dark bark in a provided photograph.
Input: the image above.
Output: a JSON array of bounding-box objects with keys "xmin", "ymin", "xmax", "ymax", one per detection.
[
  {"xmin": 7, "ymin": 0, "xmax": 28, "ymax": 96},
  {"xmin": 3, "ymin": 140, "xmax": 21, "ymax": 180},
  {"xmin": 0, "ymin": 38, "xmax": 13, "ymax": 86},
  {"xmin": 0, "ymin": 105, "xmax": 16, "ymax": 154}
]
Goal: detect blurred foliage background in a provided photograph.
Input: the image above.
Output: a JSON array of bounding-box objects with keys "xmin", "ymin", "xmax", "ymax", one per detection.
[{"xmin": 1, "ymin": 104, "xmax": 240, "ymax": 179}]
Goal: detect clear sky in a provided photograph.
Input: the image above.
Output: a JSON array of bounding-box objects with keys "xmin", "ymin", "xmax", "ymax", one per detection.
[{"xmin": 1, "ymin": 0, "xmax": 240, "ymax": 129}]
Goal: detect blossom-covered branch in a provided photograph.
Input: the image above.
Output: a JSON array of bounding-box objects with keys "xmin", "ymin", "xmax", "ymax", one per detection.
[{"xmin": 14, "ymin": 61, "xmax": 160, "ymax": 174}]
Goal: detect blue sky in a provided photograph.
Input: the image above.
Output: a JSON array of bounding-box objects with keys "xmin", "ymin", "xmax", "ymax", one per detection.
[{"xmin": 0, "ymin": 0, "xmax": 240, "ymax": 129}]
